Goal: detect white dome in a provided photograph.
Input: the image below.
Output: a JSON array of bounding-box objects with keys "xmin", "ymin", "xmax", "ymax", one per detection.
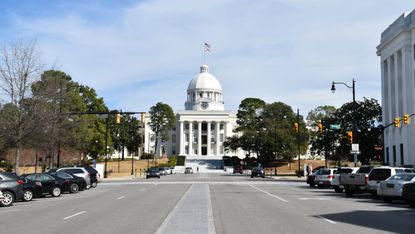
[{"xmin": 187, "ymin": 65, "xmax": 222, "ymax": 91}]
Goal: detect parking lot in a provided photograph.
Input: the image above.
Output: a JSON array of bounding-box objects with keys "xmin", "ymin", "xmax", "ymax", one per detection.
[{"xmin": 1, "ymin": 173, "xmax": 415, "ymax": 233}]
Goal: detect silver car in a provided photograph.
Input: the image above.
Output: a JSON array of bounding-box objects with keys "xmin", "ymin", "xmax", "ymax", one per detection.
[
  {"xmin": 57, "ymin": 167, "xmax": 92, "ymax": 189},
  {"xmin": 377, "ymin": 173, "xmax": 415, "ymax": 203}
]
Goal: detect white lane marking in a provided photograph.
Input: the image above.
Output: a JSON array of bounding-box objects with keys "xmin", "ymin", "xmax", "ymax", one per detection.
[
  {"xmin": 154, "ymin": 185, "xmax": 193, "ymax": 234},
  {"xmin": 250, "ymin": 185, "xmax": 288, "ymax": 202},
  {"xmin": 0, "ymin": 209, "xmax": 19, "ymax": 213},
  {"xmin": 299, "ymin": 197, "xmax": 331, "ymax": 201},
  {"xmin": 63, "ymin": 211, "xmax": 87, "ymax": 220},
  {"xmin": 116, "ymin": 196, "xmax": 125, "ymax": 200},
  {"xmin": 207, "ymin": 185, "xmax": 216, "ymax": 234},
  {"xmin": 140, "ymin": 188, "xmax": 147, "ymax": 191},
  {"xmin": 318, "ymin": 215, "xmax": 336, "ymax": 224}
]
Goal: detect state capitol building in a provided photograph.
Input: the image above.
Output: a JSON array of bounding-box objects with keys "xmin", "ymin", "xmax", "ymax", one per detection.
[{"xmin": 143, "ymin": 64, "xmax": 244, "ymax": 161}]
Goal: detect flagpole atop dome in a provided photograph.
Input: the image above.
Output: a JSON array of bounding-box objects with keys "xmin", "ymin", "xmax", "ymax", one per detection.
[{"xmin": 204, "ymin": 42, "xmax": 211, "ymax": 64}]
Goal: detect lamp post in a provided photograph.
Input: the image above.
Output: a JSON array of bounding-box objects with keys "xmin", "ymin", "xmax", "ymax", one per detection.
[{"xmin": 331, "ymin": 79, "xmax": 357, "ymax": 165}]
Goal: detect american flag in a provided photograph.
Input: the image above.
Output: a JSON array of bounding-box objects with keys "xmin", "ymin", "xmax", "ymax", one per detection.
[{"xmin": 204, "ymin": 42, "xmax": 211, "ymax": 52}]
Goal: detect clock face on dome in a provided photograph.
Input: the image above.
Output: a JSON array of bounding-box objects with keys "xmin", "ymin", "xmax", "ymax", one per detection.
[{"xmin": 201, "ymin": 102, "xmax": 209, "ymax": 109}]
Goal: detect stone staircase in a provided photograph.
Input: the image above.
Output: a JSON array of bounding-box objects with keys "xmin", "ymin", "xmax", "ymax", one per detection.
[{"xmin": 185, "ymin": 159, "xmax": 225, "ymax": 173}]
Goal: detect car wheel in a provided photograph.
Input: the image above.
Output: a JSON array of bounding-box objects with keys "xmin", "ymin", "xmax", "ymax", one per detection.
[
  {"xmin": 51, "ymin": 186, "xmax": 62, "ymax": 197},
  {"xmin": 91, "ymin": 182, "xmax": 97, "ymax": 188},
  {"xmin": 158, "ymin": 176, "xmax": 160, "ymax": 179},
  {"xmin": 0, "ymin": 191, "xmax": 15, "ymax": 207},
  {"xmin": 371, "ymin": 191, "xmax": 379, "ymax": 199},
  {"xmin": 146, "ymin": 176, "xmax": 149, "ymax": 179},
  {"xmin": 23, "ymin": 189, "xmax": 34, "ymax": 202},
  {"xmin": 70, "ymin": 183, "xmax": 80, "ymax": 194},
  {"xmin": 309, "ymin": 183, "xmax": 315, "ymax": 188},
  {"xmin": 345, "ymin": 189, "xmax": 354, "ymax": 197},
  {"xmin": 383, "ymin": 197, "xmax": 392, "ymax": 203},
  {"xmin": 334, "ymin": 186, "xmax": 343, "ymax": 193},
  {"xmin": 409, "ymin": 201, "xmax": 415, "ymax": 208}
]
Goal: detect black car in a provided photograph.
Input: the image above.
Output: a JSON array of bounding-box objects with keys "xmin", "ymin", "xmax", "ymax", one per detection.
[
  {"xmin": 0, "ymin": 172, "xmax": 24, "ymax": 207},
  {"xmin": 23, "ymin": 173, "xmax": 72, "ymax": 197},
  {"xmin": 21, "ymin": 177, "xmax": 42, "ymax": 202},
  {"xmin": 81, "ymin": 165, "xmax": 99, "ymax": 188},
  {"xmin": 146, "ymin": 167, "xmax": 160, "ymax": 179},
  {"xmin": 402, "ymin": 182, "xmax": 415, "ymax": 207},
  {"xmin": 48, "ymin": 172, "xmax": 87, "ymax": 193},
  {"xmin": 251, "ymin": 167, "xmax": 265, "ymax": 178}
]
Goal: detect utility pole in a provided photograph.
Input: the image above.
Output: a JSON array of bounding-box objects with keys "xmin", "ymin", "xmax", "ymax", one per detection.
[{"xmin": 297, "ymin": 109, "xmax": 301, "ymax": 177}]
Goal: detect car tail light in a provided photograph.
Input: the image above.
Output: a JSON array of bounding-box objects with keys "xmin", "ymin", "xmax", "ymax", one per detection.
[
  {"xmin": 17, "ymin": 180, "xmax": 23, "ymax": 185},
  {"xmin": 364, "ymin": 174, "xmax": 369, "ymax": 185},
  {"xmin": 327, "ymin": 175, "xmax": 334, "ymax": 180}
]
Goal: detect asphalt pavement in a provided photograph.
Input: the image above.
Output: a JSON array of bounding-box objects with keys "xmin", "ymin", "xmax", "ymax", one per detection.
[{"xmin": 1, "ymin": 173, "xmax": 414, "ymax": 233}]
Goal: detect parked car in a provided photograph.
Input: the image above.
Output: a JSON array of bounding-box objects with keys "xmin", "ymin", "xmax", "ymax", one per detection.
[
  {"xmin": 21, "ymin": 177, "xmax": 42, "ymax": 202},
  {"xmin": 163, "ymin": 167, "xmax": 172, "ymax": 175},
  {"xmin": 314, "ymin": 168, "xmax": 337, "ymax": 188},
  {"xmin": 377, "ymin": 173, "xmax": 415, "ymax": 203},
  {"xmin": 159, "ymin": 167, "xmax": 168, "ymax": 175},
  {"xmin": 367, "ymin": 166, "xmax": 406, "ymax": 196},
  {"xmin": 48, "ymin": 172, "xmax": 87, "ymax": 193},
  {"xmin": 251, "ymin": 167, "xmax": 265, "ymax": 178},
  {"xmin": 339, "ymin": 165, "xmax": 377, "ymax": 197},
  {"xmin": 402, "ymin": 182, "xmax": 415, "ymax": 207},
  {"xmin": 233, "ymin": 166, "xmax": 243, "ymax": 174},
  {"xmin": 0, "ymin": 190, "xmax": 3, "ymax": 202},
  {"xmin": 81, "ymin": 165, "xmax": 100, "ymax": 187},
  {"xmin": 57, "ymin": 167, "xmax": 92, "ymax": 189},
  {"xmin": 332, "ymin": 167, "xmax": 359, "ymax": 193},
  {"xmin": 0, "ymin": 172, "xmax": 24, "ymax": 207},
  {"xmin": 23, "ymin": 173, "xmax": 70, "ymax": 197},
  {"xmin": 170, "ymin": 166, "xmax": 176, "ymax": 174},
  {"xmin": 185, "ymin": 167, "xmax": 193, "ymax": 174},
  {"xmin": 146, "ymin": 167, "xmax": 161, "ymax": 179}
]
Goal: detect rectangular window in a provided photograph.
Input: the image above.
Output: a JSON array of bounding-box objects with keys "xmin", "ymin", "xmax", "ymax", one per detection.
[
  {"xmin": 386, "ymin": 147, "xmax": 389, "ymax": 164},
  {"xmin": 172, "ymin": 134, "xmax": 176, "ymax": 143},
  {"xmin": 185, "ymin": 123, "xmax": 189, "ymax": 130},
  {"xmin": 185, "ymin": 134, "xmax": 189, "ymax": 142},
  {"xmin": 220, "ymin": 124, "xmax": 224, "ymax": 130},
  {"xmin": 400, "ymin": 143, "xmax": 404, "ymax": 166},
  {"xmin": 211, "ymin": 124, "xmax": 215, "ymax": 130},
  {"xmin": 202, "ymin": 135, "xmax": 207, "ymax": 144},
  {"xmin": 393, "ymin": 145, "xmax": 396, "ymax": 166},
  {"xmin": 220, "ymin": 133, "xmax": 224, "ymax": 142}
]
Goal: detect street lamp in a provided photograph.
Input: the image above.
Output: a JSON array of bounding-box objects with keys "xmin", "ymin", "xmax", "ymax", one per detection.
[{"xmin": 331, "ymin": 79, "xmax": 357, "ymax": 165}]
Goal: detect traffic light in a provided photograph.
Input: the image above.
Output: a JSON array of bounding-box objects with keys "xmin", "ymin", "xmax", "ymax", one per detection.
[
  {"xmin": 294, "ymin": 122, "xmax": 299, "ymax": 133},
  {"xmin": 394, "ymin": 117, "xmax": 401, "ymax": 127},
  {"xmin": 116, "ymin": 113, "xmax": 121, "ymax": 124},
  {"xmin": 318, "ymin": 122, "xmax": 323, "ymax": 133},
  {"xmin": 347, "ymin": 131, "xmax": 353, "ymax": 144},
  {"xmin": 403, "ymin": 114, "xmax": 410, "ymax": 125},
  {"xmin": 141, "ymin": 112, "xmax": 146, "ymax": 124}
]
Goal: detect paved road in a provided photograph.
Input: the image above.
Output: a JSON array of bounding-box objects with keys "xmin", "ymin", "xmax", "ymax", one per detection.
[{"xmin": 1, "ymin": 173, "xmax": 415, "ymax": 233}]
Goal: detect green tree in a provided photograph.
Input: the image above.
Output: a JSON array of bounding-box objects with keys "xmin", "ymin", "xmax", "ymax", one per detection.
[
  {"xmin": 224, "ymin": 98, "xmax": 266, "ymax": 157},
  {"xmin": 148, "ymin": 102, "xmax": 175, "ymax": 157}
]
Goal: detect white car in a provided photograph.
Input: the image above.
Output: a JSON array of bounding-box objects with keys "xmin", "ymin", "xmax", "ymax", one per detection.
[
  {"xmin": 332, "ymin": 167, "xmax": 359, "ymax": 193},
  {"xmin": 377, "ymin": 173, "xmax": 415, "ymax": 203},
  {"xmin": 163, "ymin": 167, "xmax": 172, "ymax": 175},
  {"xmin": 367, "ymin": 166, "xmax": 406, "ymax": 194},
  {"xmin": 314, "ymin": 168, "xmax": 338, "ymax": 188},
  {"xmin": 57, "ymin": 167, "xmax": 92, "ymax": 189}
]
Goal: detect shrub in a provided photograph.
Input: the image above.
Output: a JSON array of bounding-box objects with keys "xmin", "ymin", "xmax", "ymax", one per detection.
[{"xmin": 176, "ymin": 156, "xmax": 186, "ymax": 166}]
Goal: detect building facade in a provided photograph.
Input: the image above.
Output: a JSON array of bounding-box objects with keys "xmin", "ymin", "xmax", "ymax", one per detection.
[
  {"xmin": 377, "ymin": 10, "xmax": 415, "ymax": 166},
  {"xmin": 144, "ymin": 64, "xmax": 244, "ymax": 160}
]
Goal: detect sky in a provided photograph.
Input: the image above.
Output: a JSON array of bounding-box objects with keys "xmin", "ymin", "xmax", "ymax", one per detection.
[{"xmin": 0, "ymin": 0, "xmax": 414, "ymax": 117}]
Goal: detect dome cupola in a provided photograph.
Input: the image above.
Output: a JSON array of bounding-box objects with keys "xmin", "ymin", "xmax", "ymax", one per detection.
[{"xmin": 185, "ymin": 64, "xmax": 224, "ymax": 111}]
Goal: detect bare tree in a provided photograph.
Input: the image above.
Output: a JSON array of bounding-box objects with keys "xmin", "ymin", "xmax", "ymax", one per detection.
[{"xmin": 0, "ymin": 41, "xmax": 43, "ymax": 172}]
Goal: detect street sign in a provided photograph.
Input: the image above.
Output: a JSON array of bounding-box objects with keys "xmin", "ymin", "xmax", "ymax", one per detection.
[
  {"xmin": 330, "ymin": 124, "xmax": 341, "ymax": 130},
  {"xmin": 352, "ymin": 144, "xmax": 359, "ymax": 152}
]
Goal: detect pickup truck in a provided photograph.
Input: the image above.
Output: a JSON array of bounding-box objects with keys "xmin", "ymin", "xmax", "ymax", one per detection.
[{"xmin": 339, "ymin": 166, "xmax": 376, "ymax": 197}]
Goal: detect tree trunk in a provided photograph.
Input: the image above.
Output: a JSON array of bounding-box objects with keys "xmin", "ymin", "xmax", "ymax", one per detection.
[{"xmin": 14, "ymin": 144, "xmax": 21, "ymax": 173}]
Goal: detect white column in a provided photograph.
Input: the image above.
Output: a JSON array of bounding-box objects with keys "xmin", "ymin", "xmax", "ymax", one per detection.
[
  {"xmin": 189, "ymin": 122, "xmax": 193, "ymax": 155},
  {"xmin": 198, "ymin": 122, "xmax": 202, "ymax": 156},
  {"xmin": 179, "ymin": 121, "xmax": 184, "ymax": 155},
  {"xmin": 216, "ymin": 122, "xmax": 220, "ymax": 155},
  {"xmin": 207, "ymin": 122, "xmax": 211, "ymax": 155}
]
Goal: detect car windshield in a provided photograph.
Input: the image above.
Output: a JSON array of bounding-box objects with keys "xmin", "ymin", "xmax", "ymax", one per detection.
[
  {"xmin": 149, "ymin": 168, "xmax": 159, "ymax": 172},
  {"xmin": 388, "ymin": 174, "xmax": 415, "ymax": 181}
]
